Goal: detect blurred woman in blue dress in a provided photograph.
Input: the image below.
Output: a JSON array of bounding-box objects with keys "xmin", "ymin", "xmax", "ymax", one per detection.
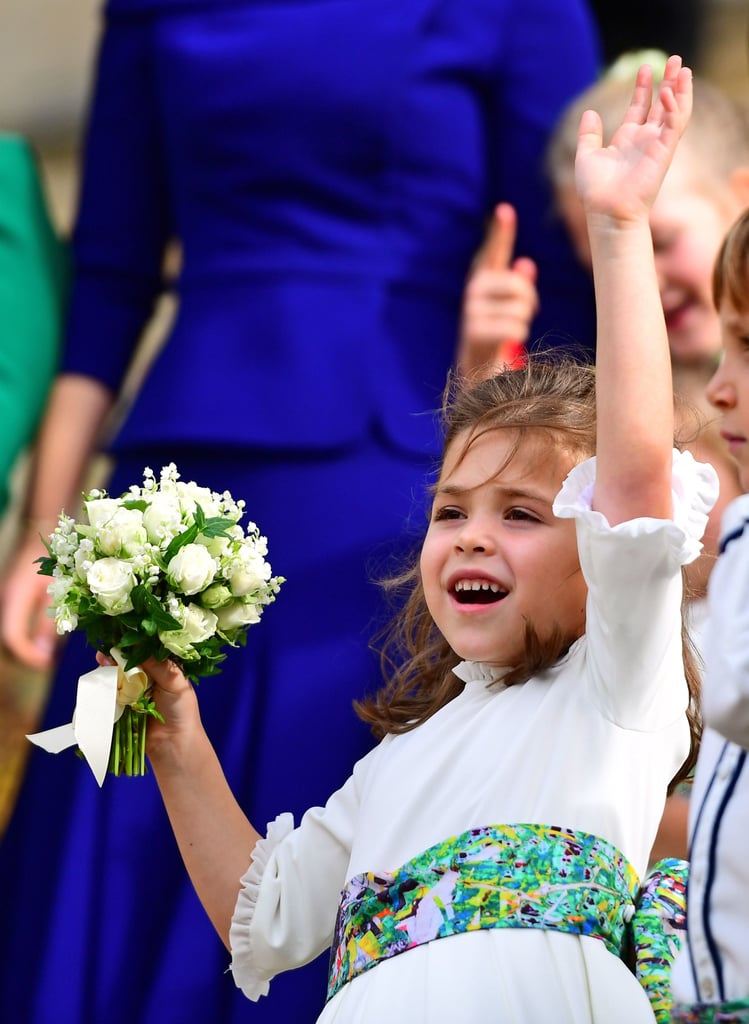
[{"xmin": 0, "ymin": 2, "xmax": 599, "ymax": 1021}]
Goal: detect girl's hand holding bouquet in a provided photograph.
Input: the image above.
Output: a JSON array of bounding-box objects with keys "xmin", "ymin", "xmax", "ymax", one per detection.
[{"xmin": 28, "ymin": 463, "xmax": 284, "ymax": 785}]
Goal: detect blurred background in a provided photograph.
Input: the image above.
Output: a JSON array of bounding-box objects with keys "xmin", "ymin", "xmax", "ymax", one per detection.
[
  {"xmin": 3, "ymin": 0, "xmax": 749, "ymax": 236},
  {"xmin": 1, "ymin": 0, "xmax": 748, "ymax": 831}
]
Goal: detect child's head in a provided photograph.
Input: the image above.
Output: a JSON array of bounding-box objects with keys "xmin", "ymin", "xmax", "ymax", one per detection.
[
  {"xmin": 707, "ymin": 207, "xmax": 749, "ymax": 491},
  {"xmin": 358, "ymin": 357, "xmax": 595, "ymax": 735},
  {"xmin": 419, "ymin": 361, "xmax": 594, "ymax": 668},
  {"xmin": 547, "ymin": 51, "xmax": 749, "ymax": 371}
]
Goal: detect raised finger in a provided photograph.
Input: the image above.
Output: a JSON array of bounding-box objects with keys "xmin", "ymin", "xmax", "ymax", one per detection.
[
  {"xmin": 621, "ymin": 63, "xmax": 654, "ymax": 126},
  {"xmin": 480, "ymin": 203, "xmax": 517, "ymax": 271}
]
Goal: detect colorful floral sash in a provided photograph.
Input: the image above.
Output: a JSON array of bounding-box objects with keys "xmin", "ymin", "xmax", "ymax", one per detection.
[
  {"xmin": 671, "ymin": 1001, "xmax": 749, "ymax": 1023},
  {"xmin": 327, "ymin": 823, "xmax": 687, "ymax": 1023}
]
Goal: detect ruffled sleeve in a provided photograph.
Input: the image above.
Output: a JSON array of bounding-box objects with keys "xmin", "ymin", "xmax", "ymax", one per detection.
[
  {"xmin": 228, "ymin": 749, "xmax": 376, "ymax": 1000},
  {"xmin": 553, "ymin": 450, "xmax": 718, "ymax": 729},
  {"xmin": 553, "ymin": 449, "xmax": 718, "ymax": 566},
  {"xmin": 229, "ymin": 812, "xmax": 295, "ymax": 1000}
]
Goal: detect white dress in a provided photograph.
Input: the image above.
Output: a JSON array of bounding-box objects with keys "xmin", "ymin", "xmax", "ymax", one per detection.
[
  {"xmin": 671, "ymin": 493, "xmax": 749, "ymax": 1006},
  {"xmin": 230, "ymin": 451, "xmax": 717, "ymax": 1023}
]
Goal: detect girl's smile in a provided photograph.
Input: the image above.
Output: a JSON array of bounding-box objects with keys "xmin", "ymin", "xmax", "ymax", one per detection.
[{"xmin": 420, "ymin": 429, "xmax": 588, "ymax": 666}]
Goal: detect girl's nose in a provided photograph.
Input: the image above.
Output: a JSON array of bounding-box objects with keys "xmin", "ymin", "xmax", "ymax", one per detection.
[
  {"xmin": 454, "ymin": 516, "xmax": 496, "ymax": 554},
  {"xmin": 706, "ymin": 361, "xmax": 733, "ymax": 409}
]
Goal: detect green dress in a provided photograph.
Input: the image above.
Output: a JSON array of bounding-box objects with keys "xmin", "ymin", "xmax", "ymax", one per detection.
[{"xmin": 0, "ymin": 134, "xmax": 67, "ymax": 514}]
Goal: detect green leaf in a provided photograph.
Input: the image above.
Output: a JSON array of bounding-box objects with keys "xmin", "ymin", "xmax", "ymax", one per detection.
[
  {"xmin": 120, "ymin": 499, "xmax": 149, "ymax": 512},
  {"xmin": 35, "ymin": 554, "xmax": 56, "ymax": 577},
  {"xmin": 123, "ymin": 638, "xmax": 160, "ymax": 671},
  {"xmin": 200, "ymin": 517, "xmax": 234, "ymax": 539},
  {"xmin": 130, "ymin": 585, "xmax": 182, "ymax": 631},
  {"xmin": 163, "ymin": 522, "xmax": 199, "ymax": 562}
]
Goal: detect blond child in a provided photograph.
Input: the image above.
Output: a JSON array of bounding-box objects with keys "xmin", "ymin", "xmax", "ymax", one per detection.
[{"xmin": 120, "ymin": 58, "xmax": 710, "ymax": 1022}]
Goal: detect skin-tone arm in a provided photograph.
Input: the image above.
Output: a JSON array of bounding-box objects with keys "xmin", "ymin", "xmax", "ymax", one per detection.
[
  {"xmin": 106, "ymin": 654, "xmax": 260, "ymax": 949},
  {"xmin": 457, "ymin": 203, "xmax": 538, "ymax": 379},
  {"xmin": 0, "ymin": 373, "xmax": 113, "ymax": 668},
  {"xmin": 575, "ymin": 56, "xmax": 693, "ymax": 524}
]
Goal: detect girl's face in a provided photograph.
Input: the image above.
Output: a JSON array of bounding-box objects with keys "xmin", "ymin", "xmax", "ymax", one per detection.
[
  {"xmin": 556, "ymin": 151, "xmax": 743, "ymax": 369},
  {"xmin": 707, "ymin": 299, "xmax": 749, "ymax": 491},
  {"xmin": 420, "ymin": 429, "xmax": 588, "ymax": 666},
  {"xmin": 650, "ymin": 154, "xmax": 742, "ymax": 368}
]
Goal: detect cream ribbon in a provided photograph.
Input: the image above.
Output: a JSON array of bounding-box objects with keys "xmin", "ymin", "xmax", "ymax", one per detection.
[{"xmin": 27, "ymin": 647, "xmax": 149, "ymax": 787}]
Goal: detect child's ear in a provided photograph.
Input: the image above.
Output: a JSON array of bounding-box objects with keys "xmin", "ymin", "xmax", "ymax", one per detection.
[{"xmin": 728, "ymin": 166, "xmax": 749, "ymax": 205}]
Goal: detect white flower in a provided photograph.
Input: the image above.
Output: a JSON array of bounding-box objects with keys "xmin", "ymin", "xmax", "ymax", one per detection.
[
  {"xmin": 199, "ymin": 583, "xmax": 233, "ymax": 609},
  {"xmin": 216, "ymin": 599, "xmax": 261, "ymax": 632},
  {"xmin": 117, "ymin": 669, "xmax": 147, "ymax": 706},
  {"xmin": 227, "ymin": 546, "xmax": 272, "ymax": 596},
  {"xmin": 48, "ymin": 516, "xmax": 79, "ymax": 567},
  {"xmin": 196, "ymin": 533, "xmax": 232, "ymax": 559},
  {"xmin": 87, "ymin": 557, "xmax": 136, "ymax": 615},
  {"xmin": 73, "ymin": 538, "xmax": 96, "ymax": 581},
  {"xmin": 143, "ymin": 493, "xmax": 184, "ymax": 544},
  {"xmin": 177, "ymin": 481, "xmax": 222, "ymax": 518},
  {"xmin": 96, "ymin": 507, "xmax": 148, "ymax": 558},
  {"xmin": 47, "ymin": 572, "xmax": 74, "ymax": 605},
  {"xmin": 159, "ymin": 602, "xmax": 219, "ymax": 659},
  {"xmin": 166, "ymin": 543, "xmax": 217, "ymax": 596},
  {"xmin": 85, "ymin": 497, "xmax": 121, "ymax": 529},
  {"xmin": 54, "ymin": 604, "xmax": 79, "ymax": 634}
]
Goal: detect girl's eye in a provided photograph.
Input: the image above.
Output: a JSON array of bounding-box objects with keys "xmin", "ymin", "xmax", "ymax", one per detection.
[
  {"xmin": 505, "ymin": 507, "xmax": 539, "ymax": 522},
  {"xmin": 433, "ymin": 506, "xmax": 464, "ymax": 522}
]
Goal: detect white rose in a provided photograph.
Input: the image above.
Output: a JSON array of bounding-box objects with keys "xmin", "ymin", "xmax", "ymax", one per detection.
[
  {"xmin": 196, "ymin": 533, "xmax": 231, "ymax": 558},
  {"xmin": 200, "ymin": 583, "xmax": 233, "ymax": 609},
  {"xmin": 215, "ymin": 600, "xmax": 261, "ymax": 632},
  {"xmin": 96, "ymin": 507, "xmax": 148, "ymax": 558},
  {"xmin": 228, "ymin": 545, "xmax": 272, "ymax": 596},
  {"xmin": 159, "ymin": 603, "xmax": 218, "ymax": 659},
  {"xmin": 167, "ymin": 544, "xmax": 217, "ymax": 596},
  {"xmin": 116, "ymin": 668, "xmax": 148, "ymax": 706},
  {"xmin": 85, "ymin": 498, "xmax": 121, "ymax": 529},
  {"xmin": 177, "ymin": 481, "xmax": 221, "ymax": 518},
  {"xmin": 143, "ymin": 493, "xmax": 184, "ymax": 544},
  {"xmin": 87, "ymin": 558, "xmax": 136, "ymax": 615}
]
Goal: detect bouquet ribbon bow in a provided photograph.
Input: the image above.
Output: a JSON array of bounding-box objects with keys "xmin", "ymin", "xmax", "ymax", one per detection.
[{"xmin": 27, "ymin": 648, "xmax": 149, "ymax": 787}]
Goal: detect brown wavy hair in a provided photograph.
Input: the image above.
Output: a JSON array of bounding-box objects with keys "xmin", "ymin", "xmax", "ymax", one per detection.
[
  {"xmin": 355, "ymin": 354, "xmax": 702, "ymax": 792},
  {"xmin": 713, "ymin": 205, "xmax": 749, "ymax": 314}
]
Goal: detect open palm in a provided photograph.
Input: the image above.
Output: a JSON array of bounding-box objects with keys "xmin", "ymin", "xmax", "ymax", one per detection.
[{"xmin": 575, "ymin": 55, "xmax": 693, "ymax": 224}]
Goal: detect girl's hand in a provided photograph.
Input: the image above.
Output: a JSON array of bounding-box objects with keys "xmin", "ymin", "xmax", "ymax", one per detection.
[
  {"xmin": 575, "ymin": 54, "xmax": 692, "ymax": 225},
  {"xmin": 457, "ymin": 203, "xmax": 538, "ymax": 378},
  {"xmin": 96, "ymin": 651, "xmax": 201, "ymax": 764}
]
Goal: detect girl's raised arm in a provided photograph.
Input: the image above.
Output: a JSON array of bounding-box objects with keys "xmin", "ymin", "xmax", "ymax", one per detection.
[{"xmin": 575, "ymin": 55, "xmax": 693, "ymax": 525}]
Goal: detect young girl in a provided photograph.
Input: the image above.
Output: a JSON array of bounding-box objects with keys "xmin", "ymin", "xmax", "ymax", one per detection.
[
  {"xmin": 133, "ymin": 57, "xmax": 714, "ymax": 1022},
  {"xmin": 670, "ymin": 210, "xmax": 749, "ymax": 1021}
]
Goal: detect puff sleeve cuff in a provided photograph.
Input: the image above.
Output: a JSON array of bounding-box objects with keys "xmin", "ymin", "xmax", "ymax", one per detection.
[
  {"xmin": 229, "ymin": 812, "xmax": 295, "ymax": 1001},
  {"xmin": 553, "ymin": 449, "xmax": 718, "ymax": 565}
]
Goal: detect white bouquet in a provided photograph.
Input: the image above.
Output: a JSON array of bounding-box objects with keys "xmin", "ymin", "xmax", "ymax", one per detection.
[{"xmin": 30, "ymin": 463, "xmax": 284, "ymax": 784}]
